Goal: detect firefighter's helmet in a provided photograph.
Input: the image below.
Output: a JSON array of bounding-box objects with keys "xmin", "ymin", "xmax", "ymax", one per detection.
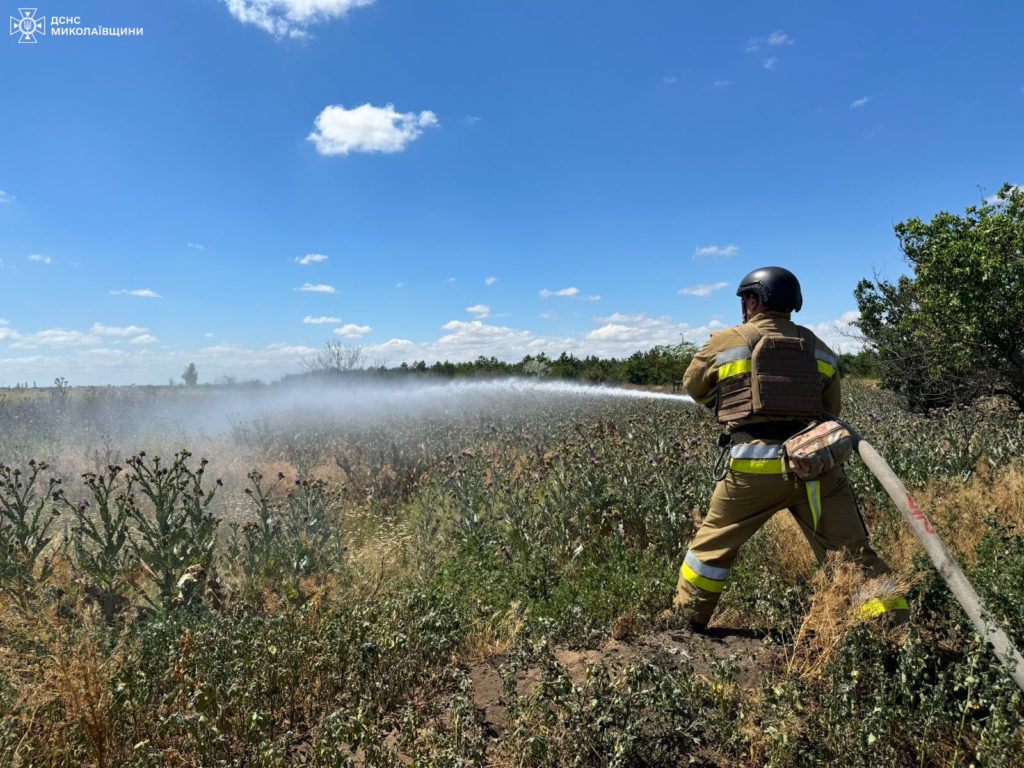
[{"xmin": 736, "ymin": 266, "xmax": 803, "ymax": 312}]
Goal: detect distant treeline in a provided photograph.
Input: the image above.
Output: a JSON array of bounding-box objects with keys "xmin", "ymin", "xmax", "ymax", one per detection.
[{"xmin": 284, "ymin": 342, "xmax": 880, "ymax": 388}]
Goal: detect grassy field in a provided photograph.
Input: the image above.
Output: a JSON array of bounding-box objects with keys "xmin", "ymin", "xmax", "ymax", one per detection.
[{"xmin": 1, "ymin": 378, "xmax": 1022, "ymax": 767}]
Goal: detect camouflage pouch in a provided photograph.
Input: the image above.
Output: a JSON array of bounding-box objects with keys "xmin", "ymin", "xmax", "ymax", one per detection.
[{"xmin": 782, "ymin": 420, "xmax": 853, "ymax": 480}]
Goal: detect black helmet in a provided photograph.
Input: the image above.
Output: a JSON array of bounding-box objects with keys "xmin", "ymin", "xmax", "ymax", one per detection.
[{"xmin": 736, "ymin": 266, "xmax": 803, "ymax": 312}]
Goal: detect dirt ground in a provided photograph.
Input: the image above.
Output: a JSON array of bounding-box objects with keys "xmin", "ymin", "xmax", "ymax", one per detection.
[{"xmin": 468, "ymin": 625, "xmax": 776, "ymax": 738}]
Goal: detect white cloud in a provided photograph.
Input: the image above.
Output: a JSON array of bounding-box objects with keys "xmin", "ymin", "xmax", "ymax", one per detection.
[
  {"xmin": 308, "ymin": 103, "xmax": 438, "ymax": 156},
  {"xmin": 984, "ymin": 185, "xmax": 1024, "ymax": 205},
  {"xmin": 334, "ymin": 323, "xmax": 371, "ymax": 338},
  {"xmin": 466, "ymin": 304, "xmax": 490, "ymax": 318},
  {"xmin": 130, "ymin": 334, "xmax": 158, "ymax": 345},
  {"xmin": 446, "ymin": 277, "xmax": 456, "ymax": 283},
  {"xmin": 485, "ymin": 276, "xmax": 497, "ymax": 286},
  {"xmin": 296, "ymin": 253, "xmax": 328, "ymax": 265},
  {"xmin": 0, "ymin": 189, "xmax": 13, "ymax": 203},
  {"xmin": 540, "ymin": 312, "xmax": 557, "ymax": 320},
  {"xmin": 596, "ymin": 312, "xmax": 646, "ymax": 323},
  {"xmin": 765, "ymin": 30, "xmax": 794, "ymax": 46},
  {"xmin": 806, "ymin": 310, "xmax": 863, "ymax": 354},
  {"xmin": 296, "ymin": 283, "xmax": 336, "ymax": 293},
  {"xmin": 580, "ymin": 294, "xmax": 601, "ymax": 302},
  {"xmin": 28, "ymin": 253, "xmax": 51, "ymax": 264},
  {"xmin": 850, "ymin": 96, "xmax": 871, "ymax": 108},
  {"xmin": 539, "ymin": 287, "xmax": 579, "ymax": 298},
  {"xmin": 663, "ymin": 75, "xmax": 679, "ymax": 85},
  {"xmin": 222, "ymin": 0, "xmax": 374, "ymax": 38},
  {"xmin": 679, "ymin": 282, "xmax": 729, "ymax": 297},
  {"xmin": 747, "ymin": 29, "xmax": 794, "ymax": 52},
  {"xmin": 464, "ymin": 115, "xmax": 482, "ymax": 126},
  {"xmin": 583, "ymin": 313, "xmax": 724, "ymax": 357},
  {"xmin": 187, "ymin": 242, "xmax": 205, "ymax": 250},
  {"xmin": 762, "ymin": 57, "xmax": 778, "ymax": 71},
  {"xmin": 15, "ymin": 328, "xmax": 101, "ymax": 347},
  {"xmin": 91, "ymin": 323, "xmax": 148, "ymax": 337},
  {"xmin": 694, "ymin": 244, "xmax": 739, "ymax": 258},
  {"xmin": 395, "ymin": 282, "xmax": 406, "ymax": 289},
  {"xmin": 111, "ymin": 289, "xmax": 161, "ymax": 298},
  {"xmin": 711, "ymin": 80, "xmax": 733, "ymax": 88},
  {"xmin": 304, "ymin": 315, "xmax": 341, "ymax": 324}
]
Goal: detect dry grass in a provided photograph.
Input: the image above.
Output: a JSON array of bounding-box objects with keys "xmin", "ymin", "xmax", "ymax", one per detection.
[
  {"xmin": 783, "ymin": 552, "xmax": 915, "ymax": 681},
  {"xmin": 0, "ymin": 593, "xmax": 131, "ymax": 768}
]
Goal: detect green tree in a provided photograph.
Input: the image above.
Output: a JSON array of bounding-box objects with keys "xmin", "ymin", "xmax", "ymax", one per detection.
[
  {"xmin": 181, "ymin": 362, "xmax": 199, "ymax": 387},
  {"xmin": 855, "ymin": 183, "xmax": 1024, "ymax": 411}
]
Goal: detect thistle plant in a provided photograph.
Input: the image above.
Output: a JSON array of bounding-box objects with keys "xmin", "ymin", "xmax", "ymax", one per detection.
[{"xmin": 0, "ymin": 459, "xmax": 62, "ymax": 605}]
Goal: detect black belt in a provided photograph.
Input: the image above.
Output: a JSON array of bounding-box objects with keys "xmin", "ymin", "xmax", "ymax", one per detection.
[{"xmin": 728, "ymin": 420, "xmax": 808, "ymax": 444}]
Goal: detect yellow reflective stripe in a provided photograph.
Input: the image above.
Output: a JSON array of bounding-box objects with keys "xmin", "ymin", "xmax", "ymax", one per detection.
[
  {"xmin": 806, "ymin": 481, "xmax": 822, "ymax": 531},
  {"xmin": 817, "ymin": 360, "xmax": 836, "ymax": 377},
  {"xmin": 729, "ymin": 457, "xmax": 786, "ymax": 474},
  {"xmin": 681, "ymin": 562, "xmax": 725, "ymax": 594},
  {"xmin": 719, "ymin": 358, "xmax": 752, "ymax": 379},
  {"xmin": 859, "ymin": 596, "xmax": 909, "ymax": 618},
  {"xmin": 696, "ymin": 391, "xmax": 716, "ymax": 405}
]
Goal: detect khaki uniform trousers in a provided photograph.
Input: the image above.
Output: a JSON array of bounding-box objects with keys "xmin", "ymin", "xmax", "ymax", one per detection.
[{"xmin": 674, "ymin": 463, "xmax": 904, "ymax": 625}]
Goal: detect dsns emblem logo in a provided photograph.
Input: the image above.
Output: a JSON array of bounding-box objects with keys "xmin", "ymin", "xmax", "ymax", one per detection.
[{"xmin": 10, "ymin": 8, "xmax": 45, "ymax": 43}]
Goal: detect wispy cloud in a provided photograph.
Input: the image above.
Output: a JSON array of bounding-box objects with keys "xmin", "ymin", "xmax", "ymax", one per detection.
[
  {"xmin": 222, "ymin": 0, "xmax": 375, "ymax": 38},
  {"xmin": 746, "ymin": 29, "xmax": 794, "ymax": 52},
  {"xmin": 296, "ymin": 253, "xmax": 328, "ymax": 265},
  {"xmin": 0, "ymin": 190, "xmax": 14, "ymax": 203},
  {"xmin": 111, "ymin": 289, "xmax": 161, "ymax": 298},
  {"xmin": 91, "ymin": 323, "xmax": 148, "ymax": 337},
  {"xmin": 539, "ymin": 287, "xmax": 579, "ymax": 298},
  {"xmin": 333, "ymin": 323, "xmax": 371, "ymax": 338},
  {"xmin": 485, "ymin": 276, "xmax": 497, "ymax": 286},
  {"xmin": 296, "ymin": 283, "xmax": 336, "ymax": 293},
  {"xmin": 711, "ymin": 80, "xmax": 733, "ymax": 88},
  {"xmin": 187, "ymin": 242, "xmax": 205, "ymax": 250},
  {"xmin": 130, "ymin": 334, "xmax": 158, "ymax": 345},
  {"xmin": 850, "ymin": 95, "xmax": 871, "ymax": 108},
  {"xmin": 466, "ymin": 304, "xmax": 491, "ymax": 318},
  {"xmin": 762, "ymin": 57, "xmax": 778, "ymax": 71},
  {"xmin": 28, "ymin": 254, "xmax": 51, "ymax": 264},
  {"xmin": 680, "ymin": 282, "xmax": 729, "ymax": 297},
  {"xmin": 694, "ymin": 244, "xmax": 739, "ymax": 258},
  {"xmin": 464, "ymin": 115, "xmax": 482, "ymax": 126},
  {"xmin": 663, "ymin": 75, "xmax": 679, "ymax": 85},
  {"xmin": 308, "ymin": 103, "xmax": 438, "ymax": 156},
  {"xmin": 303, "ymin": 315, "xmax": 341, "ymax": 324}
]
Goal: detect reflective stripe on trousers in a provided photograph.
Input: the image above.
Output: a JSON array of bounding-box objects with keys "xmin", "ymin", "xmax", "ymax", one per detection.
[{"xmin": 680, "ymin": 550, "xmax": 728, "ymax": 594}]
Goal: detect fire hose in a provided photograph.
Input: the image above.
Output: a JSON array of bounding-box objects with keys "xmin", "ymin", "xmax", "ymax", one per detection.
[{"xmin": 842, "ymin": 420, "xmax": 1024, "ymax": 694}]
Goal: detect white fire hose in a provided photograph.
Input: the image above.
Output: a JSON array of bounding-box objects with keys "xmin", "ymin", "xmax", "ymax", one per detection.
[{"xmin": 843, "ymin": 421, "xmax": 1024, "ymax": 694}]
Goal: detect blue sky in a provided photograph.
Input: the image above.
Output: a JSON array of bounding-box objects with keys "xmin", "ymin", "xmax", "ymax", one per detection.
[{"xmin": 2, "ymin": 0, "xmax": 1022, "ymax": 385}]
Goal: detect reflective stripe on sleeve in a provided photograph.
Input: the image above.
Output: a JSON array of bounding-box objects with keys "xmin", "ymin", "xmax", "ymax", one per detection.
[
  {"xmin": 815, "ymin": 349, "xmax": 837, "ymax": 377},
  {"xmin": 696, "ymin": 388, "xmax": 717, "ymax": 405},
  {"xmin": 719, "ymin": 358, "xmax": 752, "ymax": 379},
  {"xmin": 681, "ymin": 550, "xmax": 728, "ymax": 594},
  {"xmin": 806, "ymin": 480, "xmax": 822, "ymax": 530},
  {"xmin": 859, "ymin": 595, "xmax": 909, "ymax": 618},
  {"xmin": 717, "ymin": 345, "xmax": 752, "ymax": 380}
]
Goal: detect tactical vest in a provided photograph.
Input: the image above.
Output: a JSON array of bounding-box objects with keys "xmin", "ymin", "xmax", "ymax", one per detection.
[{"xmin": 715, "ymin": 323, "xmax": 823, "ymax": 424}]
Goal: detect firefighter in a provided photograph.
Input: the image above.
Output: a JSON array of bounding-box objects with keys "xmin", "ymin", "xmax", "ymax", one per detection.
[{"xmin": 674, "ymin": 266, "xmax": 908, "ymax": 631}]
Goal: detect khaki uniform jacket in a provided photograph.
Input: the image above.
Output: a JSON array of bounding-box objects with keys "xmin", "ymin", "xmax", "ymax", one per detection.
[{"xmin": 683, "ymin": 311, "xmax": 841, "ymax": 431}]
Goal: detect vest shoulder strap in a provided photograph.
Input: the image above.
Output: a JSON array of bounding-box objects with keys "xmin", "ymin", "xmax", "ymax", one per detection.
[
  {"xmin": 734, "ymin": 322, "xmax": 762, "ymax": 350},
  {"xmin": 794, "ymin": 326, "xmax": 816, "ymax": 356}
]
